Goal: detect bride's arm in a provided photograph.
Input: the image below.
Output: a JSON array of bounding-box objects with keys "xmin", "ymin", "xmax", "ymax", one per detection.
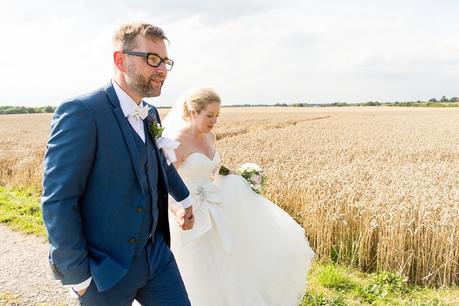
[
  {"xmin": 169, "ymin": 133, "xmax": 188, "ymax": 216},
  {"xmin": 172, "ymin": 133, "xmax": 188, "ymax": 169}
]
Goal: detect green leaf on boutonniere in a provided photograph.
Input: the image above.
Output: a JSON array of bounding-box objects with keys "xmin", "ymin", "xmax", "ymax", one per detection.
[{"xmin": 150, "ymin": 121, "xmax": 164, "ymax": 138}]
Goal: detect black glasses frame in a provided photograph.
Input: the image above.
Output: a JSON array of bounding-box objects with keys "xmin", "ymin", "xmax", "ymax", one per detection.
[{"xmin": 122, "ymin": 50, "xmax": 174, "ymax": 71}]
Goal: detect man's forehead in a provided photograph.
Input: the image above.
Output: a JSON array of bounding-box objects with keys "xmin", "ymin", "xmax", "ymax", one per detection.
[
  {"xmin": 133, "ymin": 35, "xmax": 167, "ymax": 53},
  {"xmin": 134, "ymin": 35, "xmax": 165, "ymax": 45}
]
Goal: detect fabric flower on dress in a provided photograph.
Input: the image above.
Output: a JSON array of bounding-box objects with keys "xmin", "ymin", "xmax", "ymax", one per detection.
[{"xmin": 180, "ymin": 181, "xmax": 231, "ymax": 252}]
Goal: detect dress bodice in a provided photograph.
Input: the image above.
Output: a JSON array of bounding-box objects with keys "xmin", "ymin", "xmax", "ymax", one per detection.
[
  {"xmin": 175, "ymin": 150, "xmax": 231, "ymax": 251},
  {"xmin": 178, "ymin": 151, "xmax": 221, "ymax": 188}
]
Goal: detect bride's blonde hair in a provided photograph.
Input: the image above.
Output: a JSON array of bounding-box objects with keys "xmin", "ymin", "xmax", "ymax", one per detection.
[{"xmin": 182, "ymin": 87, "xmax": 221, "ymax": 120}]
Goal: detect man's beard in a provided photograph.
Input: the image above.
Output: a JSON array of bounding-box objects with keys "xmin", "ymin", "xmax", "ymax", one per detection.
[{"xmin": 126, "ymin": 62, "xmax": 163, "ymax": 98}]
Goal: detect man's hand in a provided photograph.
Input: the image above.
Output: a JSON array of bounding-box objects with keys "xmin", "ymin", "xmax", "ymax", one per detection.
[
  {"xmin": 77, "ymin": 287, "xmax": 87, "ymax": 297},
  {"xmin": 181, "ymin": 206, "xmax": 194, "ymax": 230}
]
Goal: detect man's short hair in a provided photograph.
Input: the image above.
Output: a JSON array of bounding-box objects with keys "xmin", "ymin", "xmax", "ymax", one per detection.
[{"xmin": 113, "ymin": 23, "xmax": 169, "ymax": 51}]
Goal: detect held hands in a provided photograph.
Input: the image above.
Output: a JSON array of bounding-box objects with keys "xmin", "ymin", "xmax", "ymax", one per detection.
[
  {"xmin": 170, "ymin": 204, "xmax": 195, "ymax": 230},
  {"xmin": 182, "ymin": 206, "xmax": 195, "ymax": 230}
]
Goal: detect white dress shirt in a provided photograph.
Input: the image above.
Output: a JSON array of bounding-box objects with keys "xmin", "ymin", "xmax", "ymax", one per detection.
[
  {"xmin": 112, "ymin": 80, "xmax": 147, "ymax": 143},
  {"xmin": 69, "ymin": 80, "xmax": 191, "ymax": 293}
]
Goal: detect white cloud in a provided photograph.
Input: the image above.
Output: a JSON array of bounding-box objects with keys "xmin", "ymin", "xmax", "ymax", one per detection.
[{"xmin": 0, "ymin": 0, "xmax": 458, "ymax": 106}]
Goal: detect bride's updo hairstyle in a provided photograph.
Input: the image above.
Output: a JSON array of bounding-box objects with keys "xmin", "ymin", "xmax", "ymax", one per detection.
[{"xmin": 182, "ymin": 87, "xmax": 221, "ymax": 121}]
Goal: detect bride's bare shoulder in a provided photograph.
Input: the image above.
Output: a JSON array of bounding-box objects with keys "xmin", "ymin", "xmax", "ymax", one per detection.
[
  {"xmin": 172, "ymin": 129, "xmax": 195, "ymax": 158},
  {"xmin": 170, "ymin": 132, "xmax": 193, "ymax": 167}
]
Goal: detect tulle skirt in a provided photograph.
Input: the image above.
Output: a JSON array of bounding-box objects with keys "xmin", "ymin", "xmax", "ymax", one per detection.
[{"xmin": 169, "ymin": 174, "xmax": 315, "ymax": 306}]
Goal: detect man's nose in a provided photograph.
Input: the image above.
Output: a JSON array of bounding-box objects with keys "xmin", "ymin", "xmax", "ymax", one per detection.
[{"xmin": 156, "ymin": 62, "xmax": 167, "ymax": 74}]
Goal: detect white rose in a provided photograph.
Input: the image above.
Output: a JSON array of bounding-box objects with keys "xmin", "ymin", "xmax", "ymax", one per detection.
[{"xmin": 239, "ymin": 163, "xmax": 262, "ymax": 173}]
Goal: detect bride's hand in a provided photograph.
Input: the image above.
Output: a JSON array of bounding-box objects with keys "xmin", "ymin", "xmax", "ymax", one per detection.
[
  {"xmin": 169, "ymin": 202, "xmax": 182, "ymax": 219},
  {"xmin": 169, "ymin": 203, "xmax": 194, "ymax": 230}
]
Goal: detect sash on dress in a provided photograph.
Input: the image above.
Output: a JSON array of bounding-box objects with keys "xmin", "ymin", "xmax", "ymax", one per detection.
[{"xmin": 179, "ymin": 180, "xmax": 232, "ymax": 252}]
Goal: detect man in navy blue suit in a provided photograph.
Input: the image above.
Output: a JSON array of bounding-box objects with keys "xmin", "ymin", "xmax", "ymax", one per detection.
[{"xmin": 41, "ymin": 23, "xmax": 194, "ymax": 305}]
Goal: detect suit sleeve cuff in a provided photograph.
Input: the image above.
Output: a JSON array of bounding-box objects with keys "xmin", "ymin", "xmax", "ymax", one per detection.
[
  {"xmin": 65, "ymin": 277, "xmax": 92, "ymax": 291},
  {"xmin": 176, "ymin": 194, "xmax": 192, "ymax": 209}
]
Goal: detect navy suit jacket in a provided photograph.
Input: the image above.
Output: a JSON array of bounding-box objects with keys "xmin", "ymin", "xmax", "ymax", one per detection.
[{"xmin": 41, "ymin": 82, "xmax": 189, "ymax": 291}]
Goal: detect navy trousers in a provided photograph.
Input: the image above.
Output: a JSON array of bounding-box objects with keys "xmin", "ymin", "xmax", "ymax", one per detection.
[{"xmin": 77, "ymin": 232, "xmax": 190, "ymax": 306}]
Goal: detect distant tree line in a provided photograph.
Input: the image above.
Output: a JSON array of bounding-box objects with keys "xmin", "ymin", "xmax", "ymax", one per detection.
[
  {"xmin": 427, "ymin": 96, "xmax": 458, "ymax": 103},
  {"xmin": 0, "ymin": 106, "xmax": 56, "ymax": 114},
  {"xmin": 273, "ymin": 96, "xmax": 458, "ymax": 108},
  {"xmin": 273, "ymin": 102, "xmax": 382, "ymax": 107},
  {"xmin": 222, "ymin": 104, "xmax": 274, "ymax": 108},
  {"xmin": 2, "ymin": 96, "xmax": 458, "ymax": 114},
  {"xmin": 274, "ymin": 102, "xmax": 366, "ymax": 107}
]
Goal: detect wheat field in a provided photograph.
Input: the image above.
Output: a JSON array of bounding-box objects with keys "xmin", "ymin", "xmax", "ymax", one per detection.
[{"xmin": 0, "ymin": 107, "xmax": 458, "ymax": 286}]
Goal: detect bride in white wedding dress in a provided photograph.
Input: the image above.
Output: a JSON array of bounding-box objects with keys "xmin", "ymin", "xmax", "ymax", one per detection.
[{"xmin": 162, "ymin": 87, "xmax": 314, "ymax": 306}]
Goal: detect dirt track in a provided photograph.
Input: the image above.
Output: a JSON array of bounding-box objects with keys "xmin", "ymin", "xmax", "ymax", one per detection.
[{"xmin": 0, "ymin": 224, "xmax": 77, "ymax": 305}]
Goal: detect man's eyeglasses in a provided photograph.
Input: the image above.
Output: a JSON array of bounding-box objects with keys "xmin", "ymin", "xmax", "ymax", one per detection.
[{"xmin": 122, "ymin": 50, "xmax": 174, "ymax": 71}]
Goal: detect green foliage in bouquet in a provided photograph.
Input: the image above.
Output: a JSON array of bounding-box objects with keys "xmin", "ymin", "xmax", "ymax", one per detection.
[
  {"xmin": 219, "ymin": 165, "xmax": 231, "ymax": 176},
  {"xmin": 218, "ymin": 163, "xmax": 266, "ymax": 194}
]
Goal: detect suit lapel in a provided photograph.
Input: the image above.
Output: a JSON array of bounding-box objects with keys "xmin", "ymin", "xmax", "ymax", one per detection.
[
  {"xmin": 104, "ymin": 82, "xmax": 144, "ymax": 193},
  {"xmin": 145, "ymin": 111, "xmax": 169, "ymax": 193},
  {"xmin": 144, "ymin": 120, "xmax": 159, "ymax": 187}
]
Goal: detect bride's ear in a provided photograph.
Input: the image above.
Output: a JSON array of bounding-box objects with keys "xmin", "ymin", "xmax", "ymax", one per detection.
[{"xmin": 189, "ymin": 109, "xmax": 198, "ymax": 120}]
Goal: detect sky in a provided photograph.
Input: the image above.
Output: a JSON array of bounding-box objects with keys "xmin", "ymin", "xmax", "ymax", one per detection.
[{"xmin": 1, "ymin": 0, "xmax": 459, "ymax": 106}]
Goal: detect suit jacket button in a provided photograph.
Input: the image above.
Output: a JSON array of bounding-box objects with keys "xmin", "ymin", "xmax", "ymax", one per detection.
[
  {"xmin": 128, "ymin": 238, "xmax": 137, "ymax": 244},
  {"xmin": 136, "ymin": 207, "xmax": 143, "ymax": 213}
]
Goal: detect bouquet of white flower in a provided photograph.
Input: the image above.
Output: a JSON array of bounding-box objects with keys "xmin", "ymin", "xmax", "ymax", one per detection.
[
  {"xmin": 219, "ymin": 163, "xmax": 266, "ymax": 194},
  {"xmin": 237, "ymin": 163, "xmax": 266, "ymax": 193}
]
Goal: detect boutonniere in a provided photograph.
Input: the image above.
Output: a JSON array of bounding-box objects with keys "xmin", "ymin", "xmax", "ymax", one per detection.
[
  {"xmin": 146, "ymin": 113, "xmax": 180, "ymax": 165},
  {"xmin": 150, "ymin": 120, "xmax": 164, "ymax": 139},
  {"xmin": 146, "ymin": 114, "xmax": 163, "ymax": 141}
]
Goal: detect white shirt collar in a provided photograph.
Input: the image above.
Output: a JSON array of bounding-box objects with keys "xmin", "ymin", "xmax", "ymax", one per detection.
[{"xmin": 111, "ymin": 79, "xmax": 143, "ymax": 118}]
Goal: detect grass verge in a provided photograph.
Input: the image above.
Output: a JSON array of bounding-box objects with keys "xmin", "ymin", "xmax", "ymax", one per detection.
[
  {"xmin": 0, "ymin": 186, "xmax": 45, "ymax": 236},
  {"xmin": 0, "ymin": 291, "xmax": 24, "ymax": 305},
  {"xmin": 303, "ymin": 262, "xmax": 459, "ymax": 305}
]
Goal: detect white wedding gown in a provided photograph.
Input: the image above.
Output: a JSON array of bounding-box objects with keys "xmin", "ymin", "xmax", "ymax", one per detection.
[{"xmin": 169, "ymin": 151, "xmax": 315, "ymax": 306}]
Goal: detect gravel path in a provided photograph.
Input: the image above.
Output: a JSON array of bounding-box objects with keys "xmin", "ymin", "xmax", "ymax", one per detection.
[{"xmin": 0, "ymin": 224, "xmax": 78, "ymax": 305}]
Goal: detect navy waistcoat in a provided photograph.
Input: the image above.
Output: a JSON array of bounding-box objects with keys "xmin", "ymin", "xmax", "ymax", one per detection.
[{"xmin": 129, "ymin": 121, "xmax": 160, "ymax": 255}]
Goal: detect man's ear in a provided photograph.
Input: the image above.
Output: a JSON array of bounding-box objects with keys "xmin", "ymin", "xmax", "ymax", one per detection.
[{"xmin": 114, "ymin": 51, "xmax": 128, "ymax": 72}]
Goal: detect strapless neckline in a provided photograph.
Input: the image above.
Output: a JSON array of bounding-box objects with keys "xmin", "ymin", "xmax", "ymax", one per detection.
[{"xmin": 186, "ymin": 151, "xmax": 218, "ymax": 162}]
